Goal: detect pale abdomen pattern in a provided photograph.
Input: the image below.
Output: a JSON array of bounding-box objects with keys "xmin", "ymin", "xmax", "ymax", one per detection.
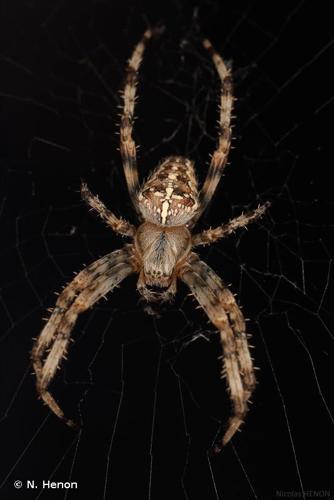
[{"xmin": 138, "ymin": 156, "xmax": 199, "ymax": 226}]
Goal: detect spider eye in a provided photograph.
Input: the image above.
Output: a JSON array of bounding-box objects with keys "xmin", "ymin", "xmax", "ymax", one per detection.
[{"xmin": 146, "ymin": 283, "xmax": 168, "ymax": 293}]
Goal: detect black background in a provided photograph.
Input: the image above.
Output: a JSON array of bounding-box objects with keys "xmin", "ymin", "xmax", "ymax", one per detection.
[{"xmin": 0, "ymin": 1, "xmax": 333, "ymax": 499}]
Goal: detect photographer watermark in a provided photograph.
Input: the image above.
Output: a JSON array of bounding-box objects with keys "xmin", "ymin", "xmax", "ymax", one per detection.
[
  {"xmin": 276, "ymin": 490, "xmax": 331, "ymax": 498},
  {"xmin": 14, "ymin": 479, "xmax": 78, "ymax": 490}
]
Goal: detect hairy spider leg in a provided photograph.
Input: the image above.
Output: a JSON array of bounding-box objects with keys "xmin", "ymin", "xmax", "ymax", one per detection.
[
  {"xmin": 192, "ymin": 202, "xmax": 270, "ymax": 246},
  {"xmin": 32, "ymin": 247, "xmax": 134, "ymax": 427},
  {"xmin": 81, "ymin": 182, "xmax": 135, "ymax": 238},
  {"xmin": 120, "ymin": 29, "xmax": 154, "ymax": 212},
  {"xmin": 180, "ymin": 253, "xmax": 255, "ymax": 451},
  {"xmin": 190, "ymin": 39, "xmax": 233, "ymax": 226}
]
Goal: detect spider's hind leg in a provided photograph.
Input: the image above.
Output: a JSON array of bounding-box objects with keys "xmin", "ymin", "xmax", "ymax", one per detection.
[
  {"xmin": 190, "ymin": 39, "xmax": 234, "ymax": 227},
  {"xmin": 120, "ymin": 29, "xmax": 159, "ymax": 212}
]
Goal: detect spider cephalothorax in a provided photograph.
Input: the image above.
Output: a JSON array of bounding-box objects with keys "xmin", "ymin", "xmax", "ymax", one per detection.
[
  {"xmin": 32, "ymin": 28, "xmax": 269, "ymax": 453},
  {"xmin": 135, "ymin": 221, "xmax": 191, "ymax": 301}
]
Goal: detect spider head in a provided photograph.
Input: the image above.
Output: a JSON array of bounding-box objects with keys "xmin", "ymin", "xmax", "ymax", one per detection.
[{"xmin": 135, "ymin": 222, "xmax": 191, "ymax": 301}]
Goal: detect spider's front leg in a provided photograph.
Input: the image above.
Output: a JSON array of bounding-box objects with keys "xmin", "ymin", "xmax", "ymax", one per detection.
[
  {"xmin": 180, "ymin": 253, "xmax": 256, "ymax": 452},
  {"xmin": 32, "ymin": 246, "xmax": 135, "ymax": 427}
]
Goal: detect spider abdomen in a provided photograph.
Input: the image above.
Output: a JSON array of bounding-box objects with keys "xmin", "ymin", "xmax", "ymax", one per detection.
[{"xmin": 138, "ymin": 156, "xmax": 199, "ymax": 226}]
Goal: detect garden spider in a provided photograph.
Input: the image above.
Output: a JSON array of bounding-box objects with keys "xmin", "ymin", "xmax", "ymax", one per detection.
[{"xmin": 32, "ymin": 28, "xmax": 269, "ymax": 453}]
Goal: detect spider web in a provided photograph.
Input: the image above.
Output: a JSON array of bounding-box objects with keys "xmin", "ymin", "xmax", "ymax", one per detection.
[{"xmin": 0, "ymin": 1, "xmax": 333, "ymax": 499}]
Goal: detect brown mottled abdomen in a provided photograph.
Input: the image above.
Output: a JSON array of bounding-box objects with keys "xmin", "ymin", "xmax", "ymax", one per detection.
[{"xmin": 138, "ymin": 156, "xmax": 199, "ymax": 226}]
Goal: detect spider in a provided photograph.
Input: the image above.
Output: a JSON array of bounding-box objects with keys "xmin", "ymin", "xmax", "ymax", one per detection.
[{"xmin": 32, "ymin": 28, "xmax": 269, "ymax": 453}]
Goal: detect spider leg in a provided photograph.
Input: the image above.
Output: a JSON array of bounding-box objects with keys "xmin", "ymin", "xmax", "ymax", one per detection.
[
  {"xmin": 179, "ymin": 253, "xmax": 255, "ymax": 452},
  {"xmin": 81, "ymin": 182, "xmax": 136, "ymax": 238},
  {"xmin": 192, "ymin": 202, "xmax": 270, "ymax": 247},
  {"xmin": 190, "ymin": 39, "xmax": 233, "ymax": 227},
  {"xmin": 120, "ymin": 29, "xmax": 155, "ymax": 211},
  {"xmin": 32, "ymin": 245, "xmax": 135, "ymax": 427}
]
